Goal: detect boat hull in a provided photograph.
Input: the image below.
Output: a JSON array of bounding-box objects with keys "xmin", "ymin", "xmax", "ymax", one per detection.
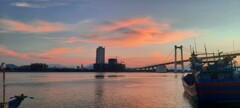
[
  {"xmin": 182, "ymin": 78, "xmax": 198, "ymax": 101},
  {"xmin": 182, "ymin": 76, "xmax": 240, "ymax": 102},
  {"xmin": 195, "ymin": 81, "xmax": 240, "ymax": 102}
]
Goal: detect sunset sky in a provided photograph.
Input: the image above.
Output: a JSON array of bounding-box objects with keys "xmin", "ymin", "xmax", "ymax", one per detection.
[{"xmin": 0, "ymin": 0, "xmax": 240, "ymax": 67}]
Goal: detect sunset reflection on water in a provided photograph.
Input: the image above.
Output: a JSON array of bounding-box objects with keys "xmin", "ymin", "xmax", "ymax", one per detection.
[{"xmin": 2, "ymin": 72, "xmax": 239, "ymax": 108}]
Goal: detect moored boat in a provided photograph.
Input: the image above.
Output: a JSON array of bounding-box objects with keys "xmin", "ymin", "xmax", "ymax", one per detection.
[{"xmin": 182, "ymin": 51, "xmax": 240, "ymax": 102}]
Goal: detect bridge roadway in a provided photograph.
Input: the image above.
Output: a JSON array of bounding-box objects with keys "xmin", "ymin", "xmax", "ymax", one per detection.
[{"xmin": 134, "ymin": 52, "xmax": 240, "ymax": 70}]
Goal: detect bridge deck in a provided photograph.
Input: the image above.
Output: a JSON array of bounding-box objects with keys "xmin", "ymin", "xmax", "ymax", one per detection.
[{"xmin": 134, "ymin": 52, "xmax": 240, "ymax": 69}]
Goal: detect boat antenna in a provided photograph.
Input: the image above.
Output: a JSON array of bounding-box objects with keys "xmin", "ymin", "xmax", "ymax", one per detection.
[
  {"xmin": 194, "ymin": 38, "xmax": 198, "ymax": 54},
  {"xmin": 204, "ymin": 43, "xmax": 209, "ymax": 65}
]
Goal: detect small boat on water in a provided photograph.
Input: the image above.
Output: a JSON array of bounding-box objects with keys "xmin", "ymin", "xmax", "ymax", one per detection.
[
  {"xmin": 182, "ymin": 51, "xmax": 240, "ymax": 102},
  {"xmin": 95, "ymin": 74, "xmax": 105, "ymax": 78}
]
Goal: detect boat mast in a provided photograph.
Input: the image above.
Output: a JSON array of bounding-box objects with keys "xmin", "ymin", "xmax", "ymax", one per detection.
[{"xmin": 232, "ymin": 40, "xmax": 236, "ymax": 70}]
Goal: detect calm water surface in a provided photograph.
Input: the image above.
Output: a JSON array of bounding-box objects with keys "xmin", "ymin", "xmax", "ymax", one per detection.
[{"xmin": 0, "ymin": 72, "xmax": 239, "ymax": 108}]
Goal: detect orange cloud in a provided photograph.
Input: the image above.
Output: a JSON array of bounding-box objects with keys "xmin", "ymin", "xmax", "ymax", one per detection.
[
  {"xmin": 36, "ymin": 47, "xmax": 82, "ymax": 57},
  {"xmin": 0, "ymin": 19, "xmax": 64, "ymax": 33},
  {"xmin": 82, "ymin": 17, "xmax": 195, "ymax": 47}
]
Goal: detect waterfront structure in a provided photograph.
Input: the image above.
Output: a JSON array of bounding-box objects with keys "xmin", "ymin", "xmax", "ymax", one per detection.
[{"xmin": 96, "ymin": 46, "xmax": 105, "ymax": 64}]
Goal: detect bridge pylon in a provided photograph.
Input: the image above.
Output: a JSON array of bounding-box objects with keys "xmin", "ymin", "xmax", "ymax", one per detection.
[{"xmin": 174, "ymin": 45, "xmax": 184, "ymax": 72}]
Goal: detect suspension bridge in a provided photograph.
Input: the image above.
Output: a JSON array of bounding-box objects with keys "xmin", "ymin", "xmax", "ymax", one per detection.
[{"xmin": 131, "ymin": 45, "xmax": 240, "ymax": 72}]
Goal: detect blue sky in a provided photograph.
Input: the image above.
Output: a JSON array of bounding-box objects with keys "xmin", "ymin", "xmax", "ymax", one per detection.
[{"xmin": 0, "ymin": 0, "xmax": 240, "ymax": 67}]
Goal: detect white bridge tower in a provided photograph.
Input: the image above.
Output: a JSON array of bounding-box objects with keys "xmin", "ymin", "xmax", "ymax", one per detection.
[{"xmin": 174, "ymin": 45, "xmax": 184, "ymax": 72}]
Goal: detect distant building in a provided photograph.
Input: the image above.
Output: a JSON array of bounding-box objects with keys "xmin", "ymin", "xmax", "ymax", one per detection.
[
  {"xmin": 30, "ymin": 63, "xmax": 48, "ymax": 71},
  {"xmin": 96, "ymin": 46, "xmax": 105, "ymax": 64}
]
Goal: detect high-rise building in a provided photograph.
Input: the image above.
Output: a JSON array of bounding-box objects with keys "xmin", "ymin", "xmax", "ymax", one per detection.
[{"xmin": 96, "ymin": 46, "xmax": 105, "ymax": 64}]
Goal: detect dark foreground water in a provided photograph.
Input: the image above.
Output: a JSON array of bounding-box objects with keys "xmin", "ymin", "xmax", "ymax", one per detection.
[{"xmin": 1, "ymin": 72, "xmax": 240, "ymax": 108}]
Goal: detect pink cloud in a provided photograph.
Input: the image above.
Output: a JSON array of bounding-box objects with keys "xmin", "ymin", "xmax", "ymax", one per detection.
[
  {"xmin": 0, "ymin": 46, "xmax": 29, "ymax": 59},
  {"xmin": 35, "ymin": 48, "xmax": 92, "ymax": 65},
  {"xmin": 0, "ymin": 19, "xmax": 65, "ymax": 33},
  {"xmin": 35, "ymin": 47, "xmax": 90, "ymax": 65},
  {"xmin": 82, "ymin": 17, "xmax": 195, "ymax": 47},
  {"xmin": 60, "ymin": 37, "xmax": 79, "ymax": 43}
]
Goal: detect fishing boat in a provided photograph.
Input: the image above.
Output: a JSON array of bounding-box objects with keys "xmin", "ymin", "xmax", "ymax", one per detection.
[{"xmin": 182, "ymin": 50, "xmax": 240, "ymax": 102}]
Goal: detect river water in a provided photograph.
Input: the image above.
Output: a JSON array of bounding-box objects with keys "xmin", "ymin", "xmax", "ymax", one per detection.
[{"xmin": 0, "ymin": 72, "xmax": 239, "ymax": 108}]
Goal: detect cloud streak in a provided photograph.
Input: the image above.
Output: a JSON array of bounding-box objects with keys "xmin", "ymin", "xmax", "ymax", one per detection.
[
  {"xmin": 11, "ymin": 2, "xmax": 42, "ymax": 8},
  {"xmin": 60, "ymin": 37, "xmax": 79, "ymax": 43},
  {"xmin": 0, "ymin": 19, "xmax": 65, "ymax": 33},
  {"xmin": 0, "ymin": 46, "xmax": 29, "ymax": 59},
  {"xmin": 10, "ymin": 0, "xmax": 71, "ymax": 8}
]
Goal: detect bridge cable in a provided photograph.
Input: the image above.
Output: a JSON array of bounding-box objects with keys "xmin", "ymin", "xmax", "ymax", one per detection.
[{"xmin": 163, "ymin": 49, "xmax": 174, "ymax": 63}]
